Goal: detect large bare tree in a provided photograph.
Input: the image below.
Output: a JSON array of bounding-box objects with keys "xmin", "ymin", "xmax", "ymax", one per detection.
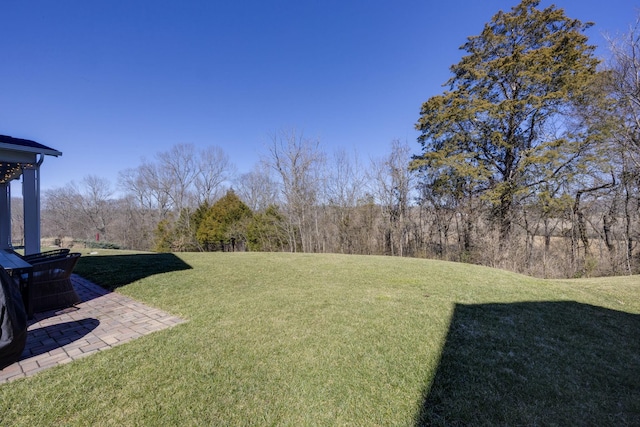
[
  {"xmin": 195, "ymin": 145, "xmax": 235, "ymax": 205},
  {"xmin": 603, "ymin": 17, "xmax": 640, "ymax": 273},
  {"xmin": 322, "ymin": 149, "xmax": 368, "ymax": 254},
  {"xmin": 267, "ymin": 129, "xmax": 325, "ymax": 252},
  {"xmin": 370, "ymin": 140, "xmax": 416, "ymax": 256},
  {"xmin": 235, "ymin": 162, "xmax": 280, "ymax": 212}
]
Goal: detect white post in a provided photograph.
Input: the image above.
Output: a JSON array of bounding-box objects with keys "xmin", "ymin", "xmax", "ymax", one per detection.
[
  {"xmin": 0, "ymin": 183, "xmax": 11, "ymax": 250},
  {"xmin": 22, "ymin": 166, "xmax": 40, "ymax": 255}
]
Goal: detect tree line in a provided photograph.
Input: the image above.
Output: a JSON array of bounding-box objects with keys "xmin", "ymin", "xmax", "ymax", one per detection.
[{"xmin": 25, "ymin": 0, "xmax": 640, "ymax": 278}]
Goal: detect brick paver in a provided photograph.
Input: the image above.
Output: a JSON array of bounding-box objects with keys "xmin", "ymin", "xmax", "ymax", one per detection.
[{"xmin": 0, "ymin": 274, "xmax": 186, "ymax": 383}]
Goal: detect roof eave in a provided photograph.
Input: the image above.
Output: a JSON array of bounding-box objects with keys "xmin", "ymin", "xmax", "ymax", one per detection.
[{"xmin": 0, "ymin": 142, "xmax": 62, "ymax": 157}]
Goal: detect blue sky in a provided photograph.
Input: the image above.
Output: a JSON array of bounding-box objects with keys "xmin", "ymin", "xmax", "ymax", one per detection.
[{"xmin": 1, "ymin": 0, "xmax": 637, "ymax": 193}]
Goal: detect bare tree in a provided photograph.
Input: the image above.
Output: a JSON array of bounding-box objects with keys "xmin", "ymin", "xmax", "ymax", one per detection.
[
  {"xmin": 42, "ymin": 186, "xmax": 86, "ymax": 242},
  {"xmin": 156, "ymin": 143, "xmax": 199, "ymax": 212},
  {"xmin": 195, "ymin": 145, "xmax": 235, "ymax": 205},
  {"xmin": 607, "ymin": 17, "xmax": 640, "ymax": 170},
  {"xmin": 235, "ymin": 162, "xmax": 280, "ymax": 212},
  {"xmin": 323, "ymin": 149, "xmax": 367, "ymax": 253},
  {"xmin": 119, "ymin": 160, "xmax": 173, "ymax": 218},
  {"xmin": 77, "ymin": 175, "xmax": 115, "ymax": 241},
  {"xmin": 605, "ymin": 18, "xmax": 640, "ymax": 273},
  {"xmin": 267, "ymin": 129, "xmax": 325, "ymax": 252},
  {"xmin": 110, "ymin": 194, "xmax": 154, "ymax": 250},
  {"xmin": 370, "ymin": 140, "xmax": 416, "ymax": 256}
]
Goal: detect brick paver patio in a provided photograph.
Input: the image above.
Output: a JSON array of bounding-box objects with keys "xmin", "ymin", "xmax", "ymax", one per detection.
[{"xmin": 0, "ymin": 274, "xmax": 186, "ymax": 383}]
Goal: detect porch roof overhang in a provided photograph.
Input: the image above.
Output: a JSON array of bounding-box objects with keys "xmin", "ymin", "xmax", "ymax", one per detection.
[
  {"xmin": 0, "ymin": 135, "xmax": 62, "ymax": 184},
  {"xmin": 0, "ymin": 134, "xmax": 62, "ymax": 255}
]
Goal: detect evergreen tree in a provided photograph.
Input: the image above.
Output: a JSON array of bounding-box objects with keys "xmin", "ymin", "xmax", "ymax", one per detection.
[
  {"xmin": 247, "ymin": 205, "xmax": 289, "ymax": 252},
  {"xmin": 412, "ymin": 0, "xmax": 602, "ymax": 243},
  {"xmin": 154, "ymin": 218, "xmax": 175, "ymax": 252},
  {"xmin": 196, "ymin": 190, "xmax": 252, "ymax": 251}
]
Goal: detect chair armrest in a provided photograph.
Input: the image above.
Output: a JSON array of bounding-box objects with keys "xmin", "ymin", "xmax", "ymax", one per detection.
[{"xmin": 24, "ymin": 249, "xmax": 71, "ymax": 264}]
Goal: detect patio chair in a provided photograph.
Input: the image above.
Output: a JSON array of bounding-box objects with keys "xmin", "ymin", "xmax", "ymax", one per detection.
[
  {"xmin": 27, "ymin": 252, "xmax": 81, "ymax": 315},
  {"xmin": 19, "ymin": 248, "xmax": 70, "ymax": 264}
]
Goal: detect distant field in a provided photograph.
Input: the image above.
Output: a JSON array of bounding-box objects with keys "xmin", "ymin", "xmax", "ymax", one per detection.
[{"xmin": 1, "ymin": 251, "xmax": 638, "ymax": 426}]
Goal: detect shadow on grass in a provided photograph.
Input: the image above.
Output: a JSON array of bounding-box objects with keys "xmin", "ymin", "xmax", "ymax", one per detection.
[
  {"xmin": 73, "ymin": 253, "xmax": 192, "ymax": 291},
  {"xmin": 416, "ymin": 301, "xmax": 640, "ymax": 426}
]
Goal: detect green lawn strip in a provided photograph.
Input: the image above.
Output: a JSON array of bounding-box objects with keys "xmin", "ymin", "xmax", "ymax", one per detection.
[{"xmin": 0, "ymin": 252, "xmax": 638, "ymax": 426}]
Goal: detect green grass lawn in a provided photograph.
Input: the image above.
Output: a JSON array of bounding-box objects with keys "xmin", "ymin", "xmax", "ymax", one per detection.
[{"xmin": 1, "ymin": 251, "xmax": 638, "ymax": 426}]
